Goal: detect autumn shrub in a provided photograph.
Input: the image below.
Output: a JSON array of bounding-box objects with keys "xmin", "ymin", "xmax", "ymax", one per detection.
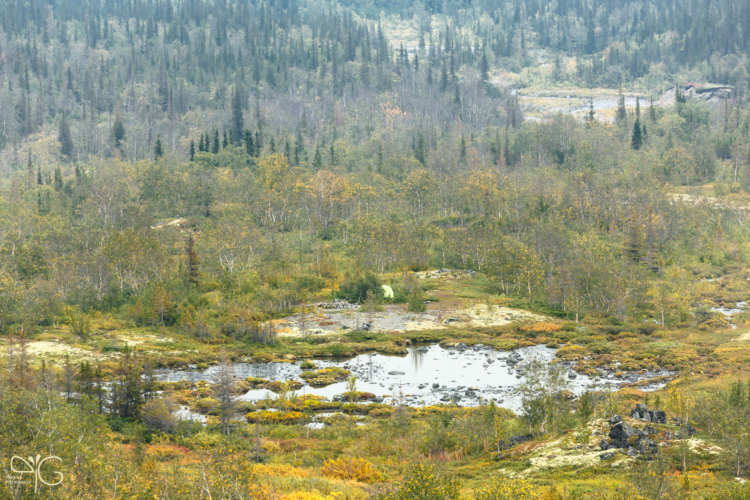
[
  {"xmin": 473, "ymin": 477, "xmax": 541, "ymax": 500},
  {"xmin": 321, "ymin": 456, "xmax": 382, "ymax": 483},
  {"xmin": 300, "ymin": 360, "xmax": 317, "ymax": 370},
  {"xmin": 378, "ymin": 463, "xmax": 460, "ymax": 500},
  {"xmin": 520, "ymin": 322, "xmax": 562, "ymax": 334},
  {"xmin": 148, "ymin": 444, "xmax": 185, "ymax": 462},
  {"xmin": 266, "ymin": 380, "xmax": 303, "ymax": 392},
  {"xmin": 246, "ymin": 410, "xmax": 308, "ymax": 424},
  {"xmin": 143, "ymin": 397, "xmax": 177, "ymax": 433},
  {"xmin": 192, "ymin": 397, "xmax": 220, "ymax": 414}
]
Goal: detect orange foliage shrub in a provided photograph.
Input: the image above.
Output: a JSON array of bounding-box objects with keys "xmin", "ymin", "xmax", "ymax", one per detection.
[
  {"xmin": 520, "ymin": 322, "xmax": 562, "ymax": 334},
  {"xmin": 321, "ymin": 456, "xmax": 382, "ymax": 484}
]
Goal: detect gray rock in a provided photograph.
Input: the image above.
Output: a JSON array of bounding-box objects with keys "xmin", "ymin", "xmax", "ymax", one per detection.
[
  {"xmin": 444, "ymin": 318, "xmax": 462, "ymax": 324},
  {"xmin": 432, "ymin": 383, "xmax": 440, "ymax": 389},
  {"xmin": 388, "ymin": 371, "xmax": 406, "ymax": 376},
  {"xmin": 643, "ymin": 426, "xmax": 656, "ymax": 435},
  {"xmin": 600, "ymin": 452, "xmax": 616, "ymax": 460},
  {"xmin": 609, "ymin": 422, "xmax": 636, "ymax": 448},
  {"xmin": 415, "ymin": 346, "xmax": 430, "ymax": 352},
  {"xmin": 599, "ymin": 439, "xmax": 610, "ymax": 451},
  {"xmin": 653, "ymin": 411, "xmax": 667, "ymax": 424},
  {"xmin": 497, "ymin": 434, "xmax": 533, "ymax": 451},
  {"xmin": 626, "ymin": 447, "xmax": 638, "ymax": 457},
  {"xmin": 609, "ymin": 415, "xmax": 623, "ymax": 425},
  {"xmin": 636, "ymin": 436, "xmax": 657, "ymax": 454}
]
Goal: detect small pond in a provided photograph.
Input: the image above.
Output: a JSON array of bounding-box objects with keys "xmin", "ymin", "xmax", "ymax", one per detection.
[{"xmin": 154, "ymin": 343, "xmax": 673, "ymax": 412}]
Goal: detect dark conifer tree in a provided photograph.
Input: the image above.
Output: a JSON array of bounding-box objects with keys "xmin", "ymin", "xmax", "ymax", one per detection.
[
  {"xmin": 212, "ymin": 130, "xmax": 220, "ymax": 154},
  {"xmin": 244, "ymin": 130, "xmax": 255, "ymax": 157},
  {"xmin": 479, "ymin": 50, "xmax": 489, "ymax": 81},
  {"xmin": 631, "ymin": 118, "xmax": 643, "ymax": 150},
  {"xmin": 53, "ymin": 167, "xmax": 63, "ymax": 192},
  {"xmin": 59, "ymin": 115, "xmax": 74, "ymax": 160},
  {"xmin": 231, "ymin": 84, "xmax": 244, "ymax": 144},
  {"xmin": 154, "ymin": 136, "xmax": 164, "ymax": 159},
  {"xmin": 113, "ymin": 108, "xmax": 126, "ymax": 150}
]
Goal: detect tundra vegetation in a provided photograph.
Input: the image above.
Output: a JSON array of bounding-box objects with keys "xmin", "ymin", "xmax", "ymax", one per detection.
[{"xmin": 2, "ymin": 0, "xmax": 750, "ymax": 497}]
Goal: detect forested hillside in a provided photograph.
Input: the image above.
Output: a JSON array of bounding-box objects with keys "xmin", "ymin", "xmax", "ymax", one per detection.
[{"xmin": 1, "ymin": 0, "xmax": 749, "ymax": 331}]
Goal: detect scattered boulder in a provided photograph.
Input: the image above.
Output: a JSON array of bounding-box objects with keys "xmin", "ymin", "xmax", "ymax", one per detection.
[
  {"xmin": 636, "ymin": 436, "xmax": 658, "ymax": 454},
  {"xmin": 609, "ymin": 415, "xmax": 623, "ymax": 425},
  {"xmin": 599, "ymin": 439, "xmax": 611, "ymax": 451},
  {"xmin": 498, "ymin": 434, "xmax": 534, "ymax": 451},
  {"xmin": 444, "ymin": 318, "xmax": 462, "ymax": 325},
  {"xmin": 630, "ymin": 404, "xmax": 667, "ymax": 424},
  {"xmin": 600, "ymin": 452, "xmax": 616, "ymax": 460},
  {"xmin": 643, "ymin": 426, "xmax": 656, "ymax": 436},
  {"xmin": 415, "ymin": 346, "xmax": 429, "ymax": 352},
  {"xmin": 626, "ymin": 447, "xmax": 639, "ymax": 457},
  {"xmin": 609, "ymin": 422, "xmax": 636, "ymax": 448},
  {"xmin": 388, "ymin": 371, "xmax": 406, "ymax": 376},
  {"xmin": 432, "ymin": 383, "xmax": 440, "ymax": 389}
]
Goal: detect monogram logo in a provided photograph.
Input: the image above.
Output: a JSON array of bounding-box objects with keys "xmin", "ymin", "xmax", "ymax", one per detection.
[{"xmin": 10, "ymin": 454, "xmax": 63, "ymax": 494}]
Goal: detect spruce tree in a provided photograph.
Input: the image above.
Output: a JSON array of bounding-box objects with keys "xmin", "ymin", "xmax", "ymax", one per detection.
[
  {"xmin": 616, "ymin": 89, "xmax": 627, "ymax": 123},
  {"xmin": 231, "ymin": 84, "xmax": 244, "ymax": 144},
  {"xmin": 189, "ymin": 140, "xmax": 195, "ymax": 161},
  {"xmin": 459, "ymin": 135, "xmax": 467, "ymax": 162},
  {"xmin": 313, "ymin": 144, "xmax": 323, "ymax": 170},
  {"xmin": 587, "ymin": 99, "xmax": 596, "ymax": 125},
  {"xmin": 479, "ymin": 50, "xmax": 489, "ymax": 81},
  {"xmin": 113, "ymin": 108, "xmax": 126, "ymax": 150},
  {"xmin": 212, "ymin": 129, "xmax": 220, "ymax": 154},
  {"xmin": 631, "ymin": 118, "xmax": 643, "ymax": 150},
  {"xmin": 59, "ymin": 115, "xmax": 74, "ymax": 159},
  {"xmin": 244, "ymin": 130, "xmax": 255, "ymax": 156},
  {"xmin": 154, "ymin": 135, "xmax": 164, "ymax": 159},
  {"xmin": 53, "ymin": 167, "xmax": 63, "ymax": 192}
]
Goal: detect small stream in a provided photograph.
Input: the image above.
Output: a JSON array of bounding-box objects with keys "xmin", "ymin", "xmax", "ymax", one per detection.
[{"xmin": 155, "ymin": 343, "xmax": 673, "ymax": 412}]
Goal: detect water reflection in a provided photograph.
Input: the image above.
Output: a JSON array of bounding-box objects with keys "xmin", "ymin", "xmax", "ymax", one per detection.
[{"xmin": 154, "ymin": 343, "xmax": 673, "ymax": 412}]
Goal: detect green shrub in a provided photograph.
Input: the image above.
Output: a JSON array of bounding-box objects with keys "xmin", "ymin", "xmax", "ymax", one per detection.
[{"xmin": 335, "ymin": 272, "xmax": 382, "ymax": 303}]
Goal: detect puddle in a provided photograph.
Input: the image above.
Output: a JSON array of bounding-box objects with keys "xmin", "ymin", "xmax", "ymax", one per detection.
[
  {"xmin": 272, "ymin": 302, "xmax": 545, "ymax": 337},
  {"xmin": 155, "ymin": 344, "xmax": 672, "ymax": 412},
  {"xmin": 711, "ymin": 302, "xmax": 747, "ymax": 317}
]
